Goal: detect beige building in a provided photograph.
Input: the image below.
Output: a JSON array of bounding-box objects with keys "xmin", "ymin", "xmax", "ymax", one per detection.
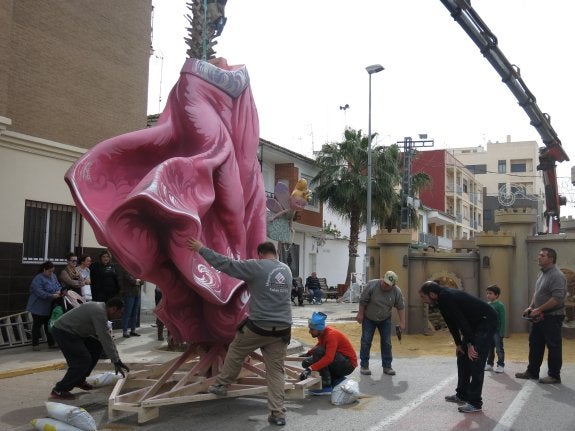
[{"xmin": 451, "ymin": 136, "xmax": 545, "ymax": 232}]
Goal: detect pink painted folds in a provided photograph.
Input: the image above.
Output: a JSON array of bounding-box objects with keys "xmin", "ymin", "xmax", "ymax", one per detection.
[{"xmin": 65, "ymin": 58, "xmax": 266, "ymax": 344}]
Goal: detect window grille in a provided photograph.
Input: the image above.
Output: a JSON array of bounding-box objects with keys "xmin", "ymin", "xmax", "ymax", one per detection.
[{"xmin": 22, "ymin": 200, "xmax": 81, "ymax": 263}]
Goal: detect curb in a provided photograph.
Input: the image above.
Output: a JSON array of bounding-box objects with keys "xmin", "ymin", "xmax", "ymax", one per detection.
[{"xmin": 0, "ymin": 362, "xmax": 66, "ymax": 380}]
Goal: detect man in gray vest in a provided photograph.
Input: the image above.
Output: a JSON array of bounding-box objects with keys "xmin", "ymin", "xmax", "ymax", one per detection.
[{"xmin": 187, "ymin": 238, "xmax": 292, "ymax": 427}]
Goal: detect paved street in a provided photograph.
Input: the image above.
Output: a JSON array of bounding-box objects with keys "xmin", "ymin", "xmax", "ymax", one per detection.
[{"xmin": 1, "ymin": 303, "xmax": 574, "ymax": 430}]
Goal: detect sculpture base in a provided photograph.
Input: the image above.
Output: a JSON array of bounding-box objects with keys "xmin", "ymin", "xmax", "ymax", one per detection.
[{"xmin": 108, "ymin": 344, "xmax": 321, "ymax": 424}]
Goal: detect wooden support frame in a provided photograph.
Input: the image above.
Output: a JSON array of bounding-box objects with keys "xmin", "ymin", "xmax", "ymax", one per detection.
[{"xmin": 108, "ymin": 346, "xmax": 321, "ymax": 424}]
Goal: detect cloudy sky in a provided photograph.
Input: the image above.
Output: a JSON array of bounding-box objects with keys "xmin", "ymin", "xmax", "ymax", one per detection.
[{"xmin": 148, "ymin": 0, "xmax": 575, "ymax": 215}]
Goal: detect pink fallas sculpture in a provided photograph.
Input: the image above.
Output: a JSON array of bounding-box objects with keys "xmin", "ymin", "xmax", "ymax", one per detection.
[{"xmin": 65, "ymin": 57, "xmax": 266, "ymax": 344}]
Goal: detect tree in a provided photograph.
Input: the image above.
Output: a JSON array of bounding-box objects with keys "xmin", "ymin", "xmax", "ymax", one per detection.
[
  {"xmin": 382, "ymin": 169, "xmax": 431, "ymax": 232},
  {"xmin": 311, "ymin": 128, "xmax": 402, "ymax": 285}
]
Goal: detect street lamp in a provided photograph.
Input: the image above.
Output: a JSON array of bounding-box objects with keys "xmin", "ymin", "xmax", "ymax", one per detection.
[{"xmin": 365, "ymin": 64, "xmax": 384, "ymax": 280}]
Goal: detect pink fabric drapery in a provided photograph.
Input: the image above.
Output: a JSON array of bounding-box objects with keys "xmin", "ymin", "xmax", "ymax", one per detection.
[{"xmin": 65, "ymin": 58, "xmax": 266, "ymax": 344}]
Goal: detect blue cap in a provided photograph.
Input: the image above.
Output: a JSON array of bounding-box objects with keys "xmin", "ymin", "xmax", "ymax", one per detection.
[{"xmin": 308, "ymin": 311, "xmax": 327, "ymax": 330}]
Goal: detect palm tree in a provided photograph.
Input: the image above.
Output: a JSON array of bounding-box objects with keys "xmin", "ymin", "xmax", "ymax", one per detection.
[
  {"xmin": 382, "ymin": 169, "xmax": 431, "ymax": 232},
  {"xmin": 311, "ymin": 128, "xmax": 402, "ymax": 285}
]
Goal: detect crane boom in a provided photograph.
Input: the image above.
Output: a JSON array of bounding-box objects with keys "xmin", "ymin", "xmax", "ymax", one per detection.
[{"xmin": 439, "ymin": 0, "xmax": 569, "ymax": 233}]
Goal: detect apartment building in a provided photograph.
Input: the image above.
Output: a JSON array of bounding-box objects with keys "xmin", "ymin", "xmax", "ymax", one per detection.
[
  {"xmin": 0, "ymin": 1, "xmax": 152, "ymax": 316},
  {"xmin": 451, "ymin": 137, "xmax": 545, "ymax": 232},
  {"xmin": 411, "ymin": 149, "xmax": 484, "ymax": 240}
]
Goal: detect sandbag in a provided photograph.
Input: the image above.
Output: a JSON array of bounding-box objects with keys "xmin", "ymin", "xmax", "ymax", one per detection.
[
  {"xmin": 85, "ymin": 371, "xmax": 120, "ymax": 387},
  {"xmin": 330, "ymin": 378, "xmax": 360, "ymax": 406},
  {"xmin": 31, "ymin": 417, "xmax": 83, "ymax": 431},
  {"xmin": 45, "ymin": 402, "xmax": 97, "ymax": 431}
]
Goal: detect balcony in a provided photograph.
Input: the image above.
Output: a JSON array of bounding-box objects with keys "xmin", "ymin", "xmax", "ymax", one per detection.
[{"xmin": 418, "ymin": 232, "xmax": 453, "ymax": 250}]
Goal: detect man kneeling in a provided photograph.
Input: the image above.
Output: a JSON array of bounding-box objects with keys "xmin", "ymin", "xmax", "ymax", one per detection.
[{"xmin": 300, "ymin": 312, "xmax": 357, "ymax": 395}]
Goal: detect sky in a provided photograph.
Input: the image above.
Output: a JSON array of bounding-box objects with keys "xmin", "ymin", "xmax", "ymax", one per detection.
[{"xmin": 147, "ymin": 0, "xmax": 575, "ymax": 216}]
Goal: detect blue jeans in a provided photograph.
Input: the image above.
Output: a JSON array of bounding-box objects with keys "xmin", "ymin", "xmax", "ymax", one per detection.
[
  {"xmin": 122, "ymin": 295, "xmax": 140, "ymax": 333},
  {"xmin": 360, "ymin": 317, "xmax": 392, "ymax": 368},
  {"xmin": 487, "ymin": 332, "xmax": 505, "ymax": 367},
  {"xmin": 309, "ymin": 289, "xmax": 322, "ymax": 303}
]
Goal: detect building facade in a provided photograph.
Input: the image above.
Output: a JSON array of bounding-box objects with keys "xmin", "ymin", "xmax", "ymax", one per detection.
[
  {"xmin": 412, "ymin": 149, "xmax": 484, "ymax": 240},
  {"xmin": 0, "ymin": 1, "xmax": 152, "ymax": 316},
  {"xmin": 451, "ymin": 136, "xmax": 545, "ymax": 233}
]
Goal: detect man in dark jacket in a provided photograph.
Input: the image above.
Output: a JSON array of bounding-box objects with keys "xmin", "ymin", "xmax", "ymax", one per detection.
[{"xmin": 419, "ymin": 281, "xmax": 497, "ymax": 414}]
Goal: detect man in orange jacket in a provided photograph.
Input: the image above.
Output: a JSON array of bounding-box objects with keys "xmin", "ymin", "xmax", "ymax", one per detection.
[{"xmin": 299, "ymin": 311, "xmax": 357, "ymax": 395}]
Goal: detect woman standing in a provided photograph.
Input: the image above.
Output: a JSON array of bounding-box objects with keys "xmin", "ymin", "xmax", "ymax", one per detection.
[
  {"xmin": 77, "ymin": 255, "xmax": 92, "ymax": 300},
  {"xmin": 26, "ymin": 261, "xmax": 62, "ymax": 350},
  {"xmin": 59, "ymin": 252, "xmax": 85, "ymax": 296},
  {"xmin": 90, "ymin": 250, "xmax": 119, "ymax": 302}
]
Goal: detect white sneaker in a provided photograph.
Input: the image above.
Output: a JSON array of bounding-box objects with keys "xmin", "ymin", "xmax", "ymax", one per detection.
[
  {"xmin": 494, "ymin": 365, "xmax": 504, "ymax": 373},
  {"xmin": 485, "ymin": 365, "xmax": 493, "ymax": 371}
]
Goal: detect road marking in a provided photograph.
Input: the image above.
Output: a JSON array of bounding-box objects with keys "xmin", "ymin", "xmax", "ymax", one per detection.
[
  {"xmin": 367, "ymin": 374, "xmax": 457, "ymax": 431},
  {"xmin": 492, "ymin": 380, "xmax": 536, "ymax": 431}
]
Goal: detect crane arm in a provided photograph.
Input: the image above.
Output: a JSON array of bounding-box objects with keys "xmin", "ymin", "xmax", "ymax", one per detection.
[{"xmin": 439, "ymin": 0, "xmax": 569, "ymax": 233}]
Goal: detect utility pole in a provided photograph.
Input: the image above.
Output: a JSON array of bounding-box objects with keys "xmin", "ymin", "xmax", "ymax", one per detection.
[{"xmin": 397, "ymin": 135, "xmax": 434, "ymax": 230}]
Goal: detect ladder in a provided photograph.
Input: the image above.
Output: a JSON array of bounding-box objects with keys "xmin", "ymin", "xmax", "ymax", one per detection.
[{"xmin": 0, "ymin": 311, "xmax": 46, "ymax": 349}]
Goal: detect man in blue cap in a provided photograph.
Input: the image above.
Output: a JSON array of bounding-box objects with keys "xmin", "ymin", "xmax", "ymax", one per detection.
[{"xmin": 299, "ymin": 311, "xmax": 357, "ymax": 395}]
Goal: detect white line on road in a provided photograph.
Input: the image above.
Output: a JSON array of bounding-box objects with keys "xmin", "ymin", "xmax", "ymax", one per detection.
[
  {"xmin": 367, "ymin": 374, "xmax": 457, "ymax": 431},
  {"xmin": 492, "ymin": 380, "xmax": 536, "ymax": 431}
]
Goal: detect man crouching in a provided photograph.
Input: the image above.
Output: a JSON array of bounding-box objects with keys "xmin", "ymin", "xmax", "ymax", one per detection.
[{"xmin": 300, "ymin": 311, "xmax": 357, "ymax": 395}]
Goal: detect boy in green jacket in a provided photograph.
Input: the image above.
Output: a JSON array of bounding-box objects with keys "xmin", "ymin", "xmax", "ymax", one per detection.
[{"xmin": 485, "ymin": 285, "xmax": 506, "ymax": 373}]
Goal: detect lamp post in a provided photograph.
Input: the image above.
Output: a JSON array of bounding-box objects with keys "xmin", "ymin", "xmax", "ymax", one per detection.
[{"xmin": 365, "ymin": 64, "xmax": 384, "ymax": 280}]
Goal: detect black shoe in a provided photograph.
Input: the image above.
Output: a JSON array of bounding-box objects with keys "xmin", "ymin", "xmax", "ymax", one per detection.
[
  {"xmin": 268, "ymin": 415, "xmax": 286, "ymax": 426},
  {"xmin": 123, "ymin": 332, "xmax": 130, "ymax": 338},
  {"xmin": 76, "ymin": 380, "xmax": 94, "ymax": 391},
  {"xmin": 445, "ymin": 394, "xmax": 466, "ymax": 405},
  {"xmin": 129, "ymin": 332, "xmax": 141, "ymax": 337},
  {"xmin": 515, "ymin": 370, "xmax": 538, "ymax": 380}
]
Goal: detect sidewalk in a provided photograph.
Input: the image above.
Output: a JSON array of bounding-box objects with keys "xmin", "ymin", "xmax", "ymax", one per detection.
[{"xmin": 0, "ymin": 301, "xmax": 359, "ymax": 378}]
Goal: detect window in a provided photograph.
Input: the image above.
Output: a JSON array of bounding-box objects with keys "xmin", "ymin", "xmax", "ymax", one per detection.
[
  {"xmin": 463, "ymin": 179, "xmax": 468, "ymax": 193},
  {"xmin": 483, "ymin": 209, "xmax": 492, "ymax": 221},
  {"xmin": 465, "ymin": 164, "xmax": 487, "ymax": 174},
  {"xmin": 510, "ymin": 184, "xmax": 526, "ymax": 195},
  {"xmin": 498, "ymin": 160, "xmax": 506, "ymax": 173},
  {"xmin": 510, "ymin": 162, "xmax": 527, "ymax": 173},
  {"xmin": 23, "ymin": 200, "xmax": 82, "ymax": 263}
]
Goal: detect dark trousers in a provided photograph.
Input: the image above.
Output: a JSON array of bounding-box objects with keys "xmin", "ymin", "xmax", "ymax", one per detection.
[
  {"xmin": 51, "ymin": 326, "xmax": 103, "ymax": 392},
  {"xmin": 304, "ymin": 345, "xmax": 355, "ymax": 387},
  {"xmin": 527, "ymin": 314, "xmax": 564, "ymax": 379},
  {"xmin": 291, "ymin": 286, "xmax": 304, "ymax": 305},
  {"xmin": 31, "ymin": 313, "xmax": 54, "ymax": 347},
  {"xmin": 455, "ymin": 321, "xmax": 496, "ymax": 408}
]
